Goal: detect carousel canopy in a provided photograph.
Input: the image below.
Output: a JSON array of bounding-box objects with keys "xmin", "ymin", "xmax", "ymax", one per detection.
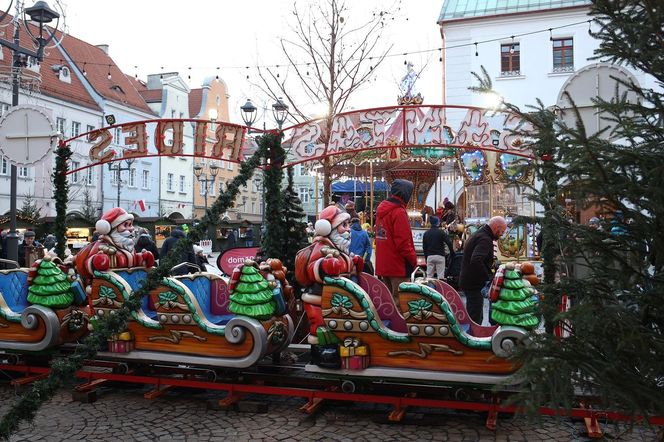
[{"xmin": 331, "ymin": 180, "xmax": 389, "ymax": 193}]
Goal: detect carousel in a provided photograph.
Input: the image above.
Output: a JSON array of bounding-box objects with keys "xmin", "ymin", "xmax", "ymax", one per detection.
[{"xmin": 288, "ymin": 63, "xmax": 539, "ymax": 263}]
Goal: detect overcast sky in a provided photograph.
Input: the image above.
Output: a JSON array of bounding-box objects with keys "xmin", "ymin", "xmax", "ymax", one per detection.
[{"xmin": 59, "ymin": 0, "xmax": 444, "ymax": 124}]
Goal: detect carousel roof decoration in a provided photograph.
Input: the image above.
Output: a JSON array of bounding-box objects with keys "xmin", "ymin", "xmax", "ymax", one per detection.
[
  {"xmin": 454, "ymin": 109, "xmax": 533, "ymax": 186},
  {"xmin": 397, "ymin": 62, "xmax": 424, "ymax": 106}
]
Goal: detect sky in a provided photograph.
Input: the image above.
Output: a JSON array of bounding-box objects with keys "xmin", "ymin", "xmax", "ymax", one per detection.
[{"xmin": 58, "ymin": 0, "xmax": 444, "ymax": 125}]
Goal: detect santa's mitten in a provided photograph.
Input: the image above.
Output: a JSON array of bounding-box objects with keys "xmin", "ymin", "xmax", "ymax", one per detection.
[
  {"xmin": 141, "ymin": 251, "xmax": 155, "ymax": 268},
  {"xmin": 91, "ymin": 253, "xmax": 110, "ymax": 272},
  {"xmin": 352, "ymin": 254, "xmax": 364, "ymax": 273},
  {"xmin": 321, "ymin": 256, "xmax": 342, "ymax": 277}
]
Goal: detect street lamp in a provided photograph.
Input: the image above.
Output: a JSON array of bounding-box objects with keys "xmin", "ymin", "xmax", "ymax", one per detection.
[
  {"xmin": 108, "ymin": 158, "xmax": 136, "ymax": 208},
  {"xmin": 193, "ymin": 162, "xmax": 219, "ymax": 215},
  {"xmin": 1, "ymin": 1, "xmax": 61, "ymax": 263},
  {"xmin": 272, "ymin": 97, "xmax": 289, "ymax": 129},
  {"xmin": 240, "ymin": 99, "xmax": 257, "ymax": 128}
]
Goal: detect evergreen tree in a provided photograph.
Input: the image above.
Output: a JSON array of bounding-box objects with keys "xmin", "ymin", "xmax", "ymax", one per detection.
[
  {"xmin": 473, "ymin": 0, "xmax": 664, "ymax": 417},
  {"xmin": 228, "ymin": 264, "xmax": 276, "ymax": 320},
  {"xmin": 282, "ymin": 167, "xmax": 308, "ymax": 274},
  {"xmin": 27, "ymin": 257, "xmax": 74, "ymax": 308},
  {"xmin": 18, "ymin": 192, "xmax": 41, "ymax": 221},
  {"xmin": 261, "ymin": 133, "xmax": 287, "ymax": 260}
]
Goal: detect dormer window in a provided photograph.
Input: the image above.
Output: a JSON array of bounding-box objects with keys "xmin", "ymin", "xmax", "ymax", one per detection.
[
  {"xmin": 26, "ymin": 56, "xmax": 40, "ymax": 73},
  {"xmin": 59, "ymin": 66, "xmax": 71, "ymax": 83},
  {"xmin": 111, "ymin": 85, "xmax": 125, "ymax": 94}
]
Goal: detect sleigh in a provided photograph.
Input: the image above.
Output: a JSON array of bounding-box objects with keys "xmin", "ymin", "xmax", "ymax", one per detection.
[
  {"xmin": 89, "ymin": 267, "xmax": 294, "ymax": 368},
  {"xmin": 306, "ymin": 273, "xmax": 528, "ymax": 385},
  {"xmin": 0, "ymin": 267, "xmax": 90, "ymax": 352}
]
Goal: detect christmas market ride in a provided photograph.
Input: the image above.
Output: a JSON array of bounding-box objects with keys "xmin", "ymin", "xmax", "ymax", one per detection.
[{"xmin": 1, "ymin": 105, "xmax": 656, "ymax": 431}]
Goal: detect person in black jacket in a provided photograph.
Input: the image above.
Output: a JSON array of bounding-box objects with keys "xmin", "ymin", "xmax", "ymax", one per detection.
[
  {"xmin": 459, "ymin": 216, "xmax": 507, "ymax": 325},
  {"xmin": 422, "ymin": 216, "xmax": 454, "ymax": 279},
  {"xmin": 160, "ymin": 227, "xmax": 196, "ymax": 275},
  {"xmin": 136, "ymin": 230, "xmax": 160, "ymax": 261}
]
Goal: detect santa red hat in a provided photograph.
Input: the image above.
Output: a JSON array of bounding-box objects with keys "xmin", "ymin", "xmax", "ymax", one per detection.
[
  {"xmin": 315, "ymin": 205, "xmax": 350, "ymax": 237},
  {"xmin": 95, "ymin": 207, "xmax": 134, "ymax": 235}
]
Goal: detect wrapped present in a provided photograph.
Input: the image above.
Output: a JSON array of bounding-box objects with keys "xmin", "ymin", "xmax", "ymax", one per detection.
[
  {"xmin": 316, "ymin": 326, "xmax": 339, "ymax": 345},
  {"xmin": 341, "ymin": 337, "xmax": 369, "ymax": 370},
  {"xmin": 108, "ymin": 331, "xmax": 135, "ymax": 353}
]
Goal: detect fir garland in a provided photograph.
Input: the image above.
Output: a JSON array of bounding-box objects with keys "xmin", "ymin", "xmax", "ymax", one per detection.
[
  {"xmin": 260, "ymin": 132, "xmax": 287, "ymax": 260},
  {"xmin": 53, "ymin": 142, "xmax": 72, "ymax": 260},
  {"xmin": 0, "ymin": 134, "xmax": 275, "ymax": 439}
]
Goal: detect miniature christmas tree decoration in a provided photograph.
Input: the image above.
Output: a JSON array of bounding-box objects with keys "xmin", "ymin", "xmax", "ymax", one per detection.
[
  {"xmin": 491, "ymin": 268, "xmax": 539, "ymax": 329},
  {"xmin": 27, "ymin": 256, "xmax": 75, "ymax": 308},
  {"xmin": 228, "ymin": 264, "xmax": 276, "ymax": 320}
]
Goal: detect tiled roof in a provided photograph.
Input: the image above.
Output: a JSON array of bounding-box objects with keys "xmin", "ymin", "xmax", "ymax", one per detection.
[
  {"xmin": 438, "ymin": 0, "xmax": 591, "ymax": 22},
  {"xmin": 188, "ymin": 88, "xmax": 203, "ymax": 118},
  {"xmin": 0, "ymin": 16, "xmax": 101, "ymax": 111},
  {"xmin": 57, "ymin": 32, "xmax": 154, "ymax": 115},
  {"xmin": 138, "ymin": 89, "xmax": 163, "ymax": 103}
]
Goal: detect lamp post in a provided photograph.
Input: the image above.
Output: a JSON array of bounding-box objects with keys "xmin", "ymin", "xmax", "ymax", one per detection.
[
  {"xmin": 193, "ymin": 163, "xmax": 219, "ymax": 216},
  {"xmin": 1, "ymin": 1, "xmax": 60, "ymax": 263},
  {"xmin": 108, "ymin": 158, "xmax": 135, "ymax": 208}
]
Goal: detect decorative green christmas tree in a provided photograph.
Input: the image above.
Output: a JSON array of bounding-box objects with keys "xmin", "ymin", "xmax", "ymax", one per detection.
[
  {"xmin": 491, "ymin": 269, "xmax": 538, "ymax": 329},
  {"xmin": 27, "ymin": 257, "xmax": 74, "ymax": 308},
  {"xmin": 229, "ymin": 265, "xmax": 276, "ymax": 320},
  {"xmin": 282, "ymin": 167, "xmax": 309, "ymax": 276}
]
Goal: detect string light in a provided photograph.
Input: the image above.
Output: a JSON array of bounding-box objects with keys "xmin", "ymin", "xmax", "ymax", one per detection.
[
  {"xmin": 82, "ymin": 62, "xmax": 87, "ymax": 76},
  {"xmin": 40, "ymin": 18, "xmax": 590, "ymax": 81},
  {"xmin": 510, "ymin": 36, "xmax": 515, "ymax": 54},
  {"xmin": 106, "ymin": 64, "xmax": 112, "ymax": 80}
]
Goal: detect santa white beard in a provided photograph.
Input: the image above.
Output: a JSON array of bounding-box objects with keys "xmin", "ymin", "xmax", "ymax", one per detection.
[
  {"xmin": 110, "ymin": 229, "xmax": 135, "ymax": 252},
  {"xmin": 329, "ymin": 230, "xmax": 351, "ymax": 254}
]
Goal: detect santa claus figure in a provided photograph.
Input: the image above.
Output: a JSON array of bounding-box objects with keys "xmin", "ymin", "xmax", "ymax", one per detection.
[
  {"xmin": 75, "ymin": 208, "xmax": 154, "ymax": 281},
  {"xmin": 295, "ymin": 205, "xmax": 364, "ymax": 345}
]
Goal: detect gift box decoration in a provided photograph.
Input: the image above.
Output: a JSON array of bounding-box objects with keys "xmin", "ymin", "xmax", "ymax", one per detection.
[
  {"xmin": 341, "ymin": 337, "xmax": 369, "ymax": 370},
  {"xmin": 107, "ymin": 331, "xmax": 135, "ymax": 353}
]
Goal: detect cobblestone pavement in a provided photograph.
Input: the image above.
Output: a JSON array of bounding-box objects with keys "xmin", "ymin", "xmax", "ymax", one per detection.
[{"xmin": 0, "ymin": 384, "xmax": 659, "ymax": 441}]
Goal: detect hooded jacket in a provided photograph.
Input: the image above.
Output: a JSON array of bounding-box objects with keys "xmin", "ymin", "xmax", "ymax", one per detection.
[
  {"xmin": 349, "ymin": 221, "xmax": 372, "ymax": 261},
  {"xmin": 374, "ymin": 179, "xmax": 417, "ymax": 277}
]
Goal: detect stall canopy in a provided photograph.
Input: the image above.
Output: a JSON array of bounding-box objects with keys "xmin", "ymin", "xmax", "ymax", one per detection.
[{"xmin": 331, "ymin": 180, "xmax": 389, "ymax": 193}]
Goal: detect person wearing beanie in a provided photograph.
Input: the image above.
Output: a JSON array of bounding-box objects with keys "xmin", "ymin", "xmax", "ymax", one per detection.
[
  {"xmin": 422, "ymin": 216, "xmax": 454, "ymax": 279},
  {"xmin": 74, "ymin": 208, "xmax": 155, "ymax": 281},
  {"xmin": 295, "ymin": 204, "xmax": 364, "ymax": 345},
  {"xmin": 374, "ymin": 179, "xmax": 417, "ymax": 298}
]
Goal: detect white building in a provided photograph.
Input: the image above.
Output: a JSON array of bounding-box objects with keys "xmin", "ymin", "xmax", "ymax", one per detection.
[{"xmin": 438, "ymin": 0, "xmax": 658, "ymax": 128}]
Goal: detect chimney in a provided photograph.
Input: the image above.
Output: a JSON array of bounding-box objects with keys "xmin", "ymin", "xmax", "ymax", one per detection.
[{"xmin": 96, "ymin": 44, "xmax": 109, "ymax": 55}]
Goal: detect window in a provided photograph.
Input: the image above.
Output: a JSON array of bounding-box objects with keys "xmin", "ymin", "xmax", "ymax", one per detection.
[
  {"xmin": 70, "ymin": 161, "xmax": 80, "ymax": 183},
  {"xmin": 299, "ymin": 187, "xmax": 310, "ymax": 203},
  {"xmin": 219, "ymin": 182, "xmax": 224, "ymax": 195},
  {"xmin": 111, "ymin": 169, "xmax": 120, "ymax": 185},
  {"xmin": 252, "ymin": 180, "xmax": 259, "ymax": 192},
  {"xmin": 86, "ymin": 167, "xmax": 94, "ymax": 186},
  {"xmin": 86, "ymin": 124, "xmax": 95, "ymax": 134},
  {"xmin": 56, "ymin": 117, "xmax": 66, "ymax": 136},
  {"xmin": 1, "ymin": 156, "xmax": 7, "ymax": 175},
  {"xmin": 500, "ymin": 43, "xmax": 520, "ymax": 76},
  {"xmin": 219, "ymin": 160, "xmax": 225, "ymax": 169},
  {"xmin": 114, "ymin": 127, "xmax": 122, "ymax": 144},
  {"xmin": 553, "ymin": 38, "xmax": 574, "ymax": 72},
  {"xmin": 199, "ymin": 181, "xmax": 206, "ymax": 196},
  {"xmin": 227, "ymin": 161, "xmax": 233, "ymax": 171},
  {"xmin": 179, "ymin": 175, "xmax": 185, "ymax": 192},
  {"xmin": 0, "ymin": 103, "xmax": 9, "ymax": 116},
  {"xmin": 128, "ymin": 168, "xmax": 136, "ymax": 187},
  {"xmin": 209, "ymin": 180, "xmax": 215, "ymax": 196},
  {"xmin": 71, "ymin": 121, "xmax": 81, "ymax": 138},
  {"xmin": 18, "ymin": 166, "xmax": 28, "ymax": 178},
  {"xmin": 142, "ymin": 170, "xmax": 150, "ymax": 189},
  {"xmin": 251, "ymin": 202, "xmax": 256, "ymax": 214},
  {"xmin": 167, "ymin": 173, "xmax": 174, "ymax": 191}
]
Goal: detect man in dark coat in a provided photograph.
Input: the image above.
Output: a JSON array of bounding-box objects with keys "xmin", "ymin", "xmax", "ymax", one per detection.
[
  {"xmin": 422, "ymin": 216, "xmax": 454, "ymax": 279},
  {"xmin": 160, "ymin": 227, "xmax": 196, "ymax": 275},
  {"xmin": 459, "ymin": 216, "xmax": 507, "ymax": 325},
  {"xmin": 375, "ymin": 179, "xmax": 417, "ymax": 298}
]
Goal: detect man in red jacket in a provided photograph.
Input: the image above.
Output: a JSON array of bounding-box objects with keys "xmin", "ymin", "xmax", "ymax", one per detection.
[{"xmin": 375, "ymin": 179, "xmax": 417, "ymax": 300}]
